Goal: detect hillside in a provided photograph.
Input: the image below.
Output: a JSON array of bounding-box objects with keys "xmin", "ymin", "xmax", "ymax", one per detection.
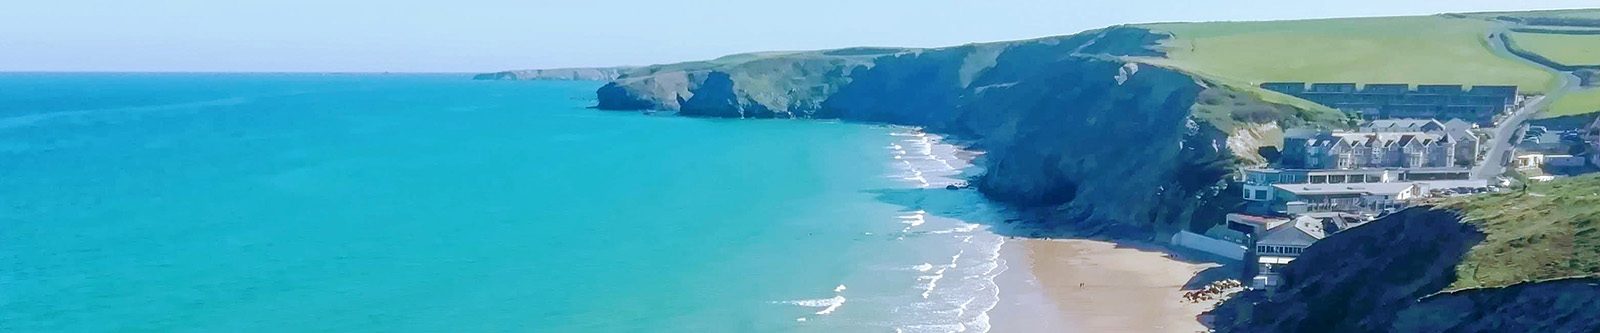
[
  {"xmin": 1138, "ymin": 15, "xmax": 1558, "ymax": 93},
  {"xmin": 590, "ymin": 26, "xmax": 1352, "ymax": 237},
  {"xmin": 1464, "ymin": 8, "xmax": 1600, "ymax": 119},
  {"xmin": 1210, "ymin": 174, "xmax": 1600, "ymax": 332},
  {"xmin": 482, "ymin": 9, "xmax": 1598, "ymax": 235},
  {"xmin": 1443, "ymin": 174, "xmax": 1600, "ymax": 290}
]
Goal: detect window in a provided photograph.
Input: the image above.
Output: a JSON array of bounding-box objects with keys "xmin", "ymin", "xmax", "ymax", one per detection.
[{"xmin": 1254, "ymin": 190, "xmax": 1268, "ymax": 200}]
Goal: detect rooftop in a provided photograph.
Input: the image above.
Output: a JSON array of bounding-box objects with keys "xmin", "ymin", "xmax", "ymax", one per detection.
[
  {"xmin": 1259, "ymin": 212, "xmax": 1368, "ymax": 246},
  {"xmin": 1362, "ymin": 119, "xmax": 1444, "ymax": 132},
  {"xmin": 1274, "ymin": 182, "xmax": 1418, "ymax": 196},
  {"xmin": 1413, "ymin": 179, "xmax": 1491, "ymax": 191}
]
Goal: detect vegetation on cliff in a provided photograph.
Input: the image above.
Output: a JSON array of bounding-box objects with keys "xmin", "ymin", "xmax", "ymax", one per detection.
[
  {"xmin": 1212, "ymin": 175, "xmax": 1600, "ymax": 332},
  {"xmin": 1141, "ymin": 8, "xmax": 1600, "ymax": 119},
  {"xmin": 523, "ymin": 8, "xmax": 1600, "ymax": 237},
  {"xmin": 585, "ymin": 26, "xmax": 1352, "ymax": 236},
  {"xmin": 1443, "ymin": 174, "xmax": 1600, "ymax": 289}
]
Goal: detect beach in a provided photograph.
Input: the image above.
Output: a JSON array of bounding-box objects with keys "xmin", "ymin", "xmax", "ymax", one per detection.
[
  {"xmin": 902, "ymin": 127, "xmax": 1230, "ymax": 332},
  {"xmin": 989, "ymin": 236, "xmax": 1224, "ymax": 332}
]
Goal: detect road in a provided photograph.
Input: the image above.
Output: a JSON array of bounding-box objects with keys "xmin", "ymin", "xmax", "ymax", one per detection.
[
  {"xmin": 1472, "ymin": 95, "xmax": 1545, "ymax": 179},
  {"xmin": 1469, "ymin": 25, "xmax": 1582, "ymax": 180}
]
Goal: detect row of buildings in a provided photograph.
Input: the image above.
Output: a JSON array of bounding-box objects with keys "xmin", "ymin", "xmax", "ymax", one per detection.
[
  {"xmin": 1260, "ymin": 82, "xmax": 1521, "ymax": 125},
  {"xmin": 1282, "ymin": 118, "xmax": 1480, "ymax": 169},
  {"xmin": 1247, "ymin": 119, "xmax": 1487, "ymax": 214},
  {"xmin": 1224, "ymin": 119, "xmax": 1497, "ymax": 289}
]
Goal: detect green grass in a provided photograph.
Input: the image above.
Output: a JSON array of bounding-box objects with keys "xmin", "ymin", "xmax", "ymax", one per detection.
[
  {"xmin": 1507, "ymin": 32, "xmax": 1600, "ymax": 67},
  {"xmin": 1542, "ymin": 88, "xmax": 1600, "ymax": 118},
  {"xmin": 1462, "ymin": 8, "xmax": 1600, "ymax": 21},
  {"xmin": 1138, "ymin": 15, "xmax": 1560, "ymax": 93},
  {"xmin": 1443, "ymin": 174, "xmax": 1600, "ymax": 290},
  {"xmin": 1189, "ymin": 82, "xmax": 1351, "ymax": 132}
]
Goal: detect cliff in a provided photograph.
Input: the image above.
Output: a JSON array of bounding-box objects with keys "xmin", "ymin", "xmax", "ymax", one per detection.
[
  {"xmin": 1211, "ymin": 175, "xmax": 1600, "ymax": 332},
  {"xmin": 590, "ymin": 27, "xmax": 1346, "ymax": 235},
  {"xmin": 473, "ymin": 67, "xmax": 635, "ymax": 81}
]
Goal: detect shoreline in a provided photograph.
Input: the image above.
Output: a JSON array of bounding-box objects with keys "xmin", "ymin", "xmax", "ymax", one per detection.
[{"xmin": 890, "ymin": 126, "xmax": 1230, "ymax": 332}]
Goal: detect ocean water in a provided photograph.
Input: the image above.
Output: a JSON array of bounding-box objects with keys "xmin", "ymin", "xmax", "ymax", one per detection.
[{"xmin": 0, "ymin": 73, "xmax": 1006, "ymax": 332}]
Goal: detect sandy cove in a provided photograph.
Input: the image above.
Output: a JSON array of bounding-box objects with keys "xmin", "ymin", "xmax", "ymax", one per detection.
[
  {"xmin": 987, "ymin": 222, "xmax": 1234, "ymax": 333},
  {"xmin": 904, "ymin": 128, "xmax": 1233, "ymax": 332}
]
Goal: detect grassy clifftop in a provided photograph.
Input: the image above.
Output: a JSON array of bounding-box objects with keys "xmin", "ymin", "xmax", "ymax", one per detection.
[
  {"xmin": 1134, "ymin": 9, "xmax": 1600, "ymax": 119},
  {"xmin": 1138, "ymin": 15, "xmax": 1559, "ymax": 93},
  {"xmin": 1212, "ymin": 175, "xmax": 1600, "ymax": 332},
  {"xmin": 1444, "ymin": 174, "xmax": 1600, "ymax": 289}
]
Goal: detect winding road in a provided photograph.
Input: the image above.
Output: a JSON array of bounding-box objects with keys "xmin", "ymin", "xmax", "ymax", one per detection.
[{"xmin": 1470, "ymin": 25, "xmax": 1583, "ymax": 180}]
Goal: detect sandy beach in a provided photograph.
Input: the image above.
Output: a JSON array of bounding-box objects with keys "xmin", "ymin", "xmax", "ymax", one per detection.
[
  {"xmin": 905, "ymin": 128, "xmax": 1229, "ymax": 332},
  {"xmin": 989, "ymin": 234, "xmax": 1227, "ymax": 333}
]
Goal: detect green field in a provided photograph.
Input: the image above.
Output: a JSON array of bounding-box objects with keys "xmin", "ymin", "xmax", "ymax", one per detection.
[
  {"xmin": 1139, "ymin": 16, "xmax": 1560, "ymax": 94},
  {"xmin": 1544, "ymin": 88, "xmax": 1600, "ymax": 118},
  {"xmin": 1444, "ymin": 174, "xmax": 1600, "ymax": 290},
  {"xmin": 1463, "ymin": 8, "xmax": 1600, "ymax": 21},
  {"xmin": 1507, "ymin": 32, "xmax": 1600, "ymax": 67}
]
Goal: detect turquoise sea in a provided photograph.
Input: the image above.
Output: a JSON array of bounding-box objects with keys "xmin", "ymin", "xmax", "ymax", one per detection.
[{"xmin": 0, "ymin": 74, "xmax": 1006, "ymax": 332}]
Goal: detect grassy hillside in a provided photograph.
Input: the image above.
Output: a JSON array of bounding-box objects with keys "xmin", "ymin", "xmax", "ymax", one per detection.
[
  {"xmin": 1506, "ymin": 32, "xmax": 1600, "ymax": 67},
  {"xmin": 1462, "ymin": 8, "xmax": 1600, "ymax": 22},
  {"xmin": 1544, "ymin": 88, "xmax": 1600, "ymax": 118},
  {"xmin": 1444, "ymin": 174, "xmax": 1600, "ymax": 290},
  {"xmin": 1138, "ymin": 15, "xmax": 1559, "ymax": 93}
]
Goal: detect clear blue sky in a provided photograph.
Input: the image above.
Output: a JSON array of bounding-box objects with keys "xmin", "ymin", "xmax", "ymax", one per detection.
[{"xmin": 1, "ymin": 0, "xmax": 1593, "ymax": 72}]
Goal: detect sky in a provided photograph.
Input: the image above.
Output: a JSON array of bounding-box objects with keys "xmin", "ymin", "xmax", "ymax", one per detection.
[{"xmin": 1, "ymin": 0, "xmax": 1595, "ymax": 73}]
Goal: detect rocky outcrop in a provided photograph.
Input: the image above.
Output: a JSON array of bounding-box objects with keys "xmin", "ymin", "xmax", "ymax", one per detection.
[
  {"xmin": 1210, "ymin": 207, "xmax": 1600, "ymax": 332},
  {"xmin": 1393, "ymin": 277, "xmax": 1600, "ymax": 332},
  {"xmin": 473, "ymin": 67, "xmax": 635, "ymax": 81},
  {"xmin": 591, "ymin": 26, "xmax": 1346, "ymax": 235}
]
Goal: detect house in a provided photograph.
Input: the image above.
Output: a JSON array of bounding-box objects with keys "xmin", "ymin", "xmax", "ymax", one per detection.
[
  {"xmin": 1514, "ymin": 153, "xmax": 1547, "ymax": 169},
  {"xmin": 1518, "ymin": 131, "xmax": 1573, "ymax": 153},
  {"xmin": 1549, "ymin": 155, "xmax": 1587, "ymax": 168},
  {"xmin": 1241, "ymin": 168, "xmax": 1471, "ymax": 203},
  {"xmin": 1252, "ymin": 212, "xmax": 1367, "ymax": 289},
  {"xmin": 1443, "ymin": 118, "xmax": 1476, "ymax": 133},
  {"xmin": 1517, "ymin": 154, "xmax": 1585, "ymax": 169},
  {"xmin": 1272, "ymin": 182, "xmax": 1420, "ymax": 214},
  {"xmin": 1413, "ymin": 179, "xmax": 1492, "ymax": 193}
]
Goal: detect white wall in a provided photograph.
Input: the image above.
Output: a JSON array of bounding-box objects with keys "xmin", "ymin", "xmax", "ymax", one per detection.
[{"xmin": 1171, "ymin": 231, "xmax": 1246, "ymax": 261}]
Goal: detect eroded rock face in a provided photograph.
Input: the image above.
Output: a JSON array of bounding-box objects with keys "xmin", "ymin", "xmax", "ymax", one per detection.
[
  {"xmin": 1211, "ymin": 207, "xmax": 1600, "ymax": 332},
  {"xmin": 588, "ymin": 27, "xmax": 1265, "ymax": 235},
  {"xmin": 1393, "ymin": 277, "xmax": 1600, "ymax": 332}
]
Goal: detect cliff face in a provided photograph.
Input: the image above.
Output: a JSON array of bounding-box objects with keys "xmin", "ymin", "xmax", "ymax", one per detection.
[
  {"xmin": 1210, "ymin": 207, "xmax": 1600, "ymax": 332},
  {"xmin": 592, "ymin": 27, "xmax": 1340, "ymax": 234},
  {"xmin": 473, "ymin": 67, "xmax": 635, "ymax": 81}
]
